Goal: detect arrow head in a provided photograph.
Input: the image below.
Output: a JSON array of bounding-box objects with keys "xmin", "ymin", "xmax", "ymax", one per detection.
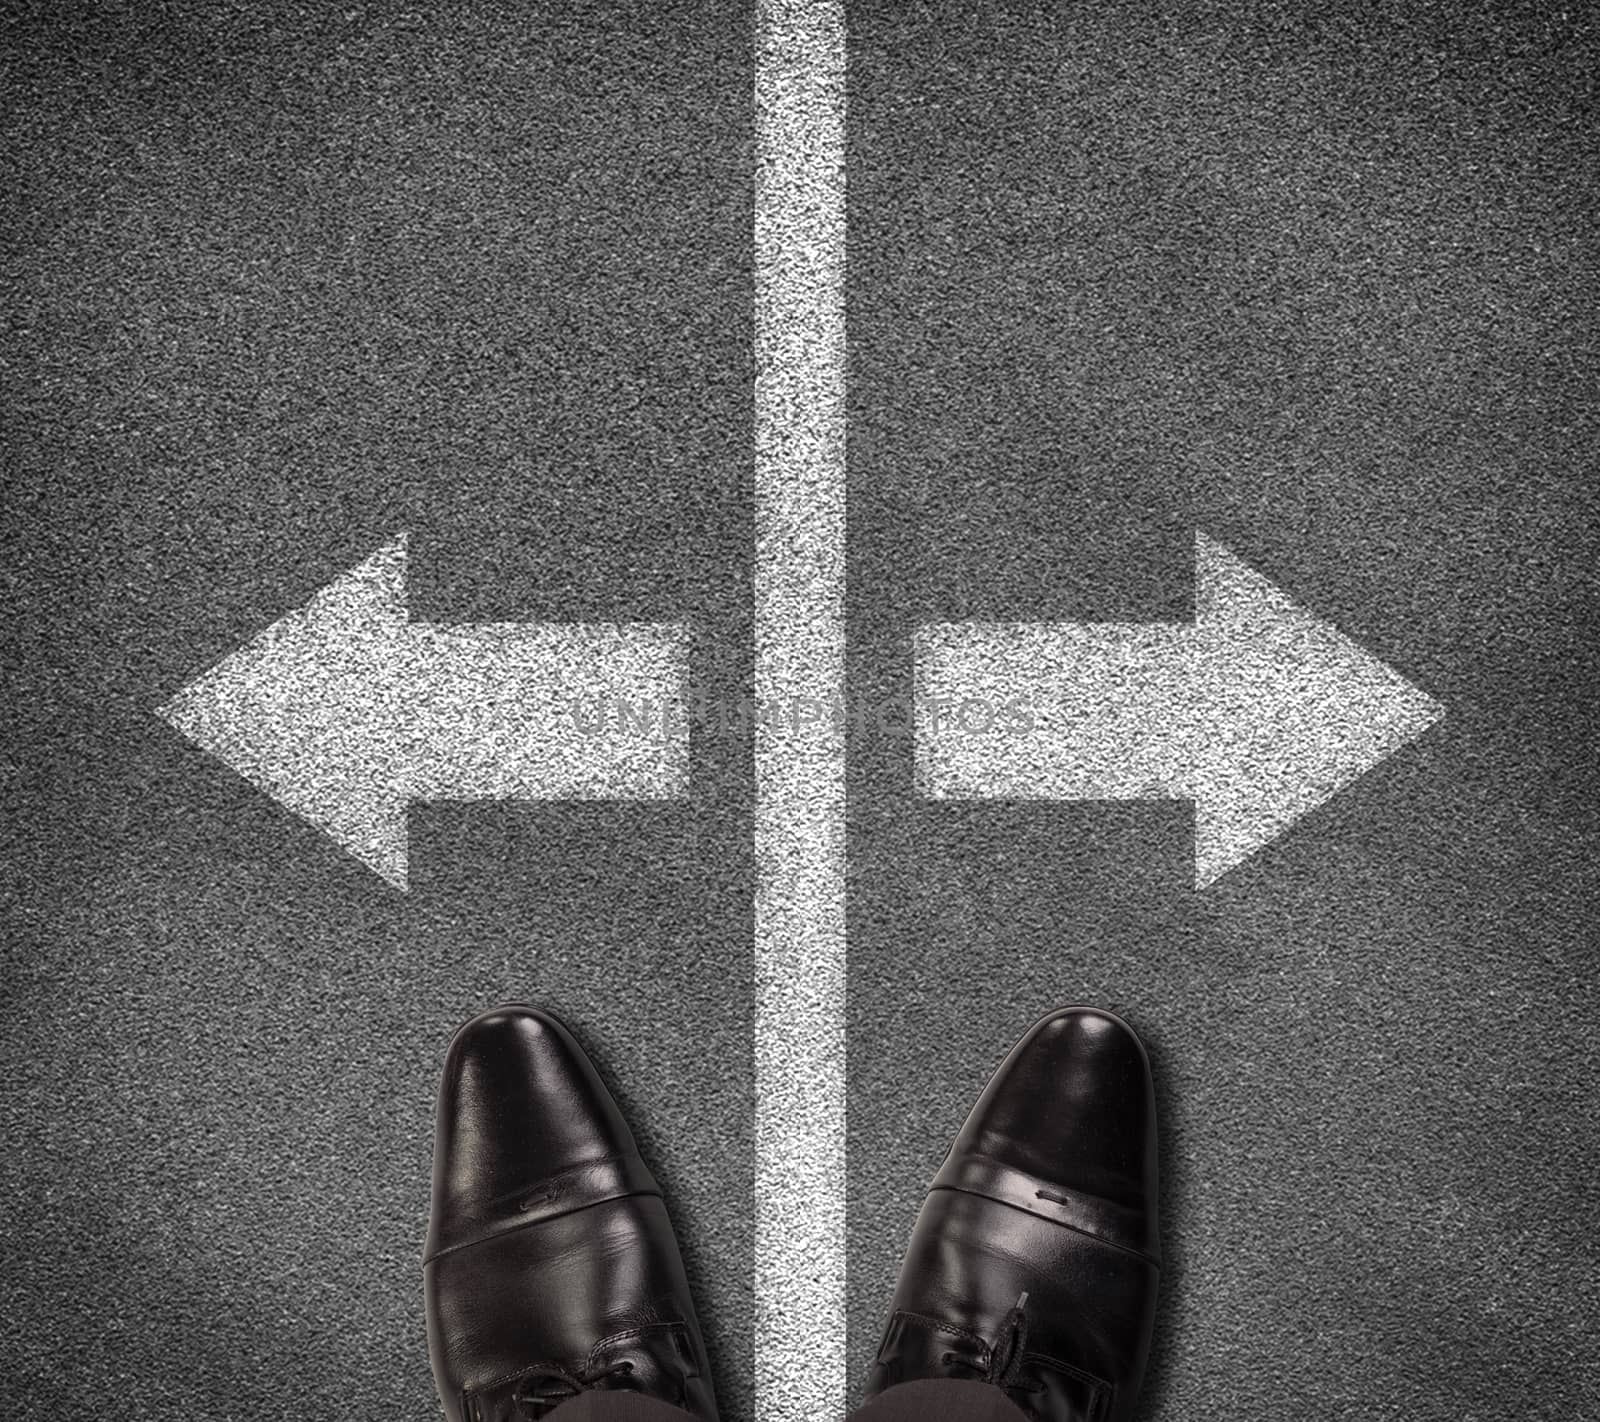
[
  {"xmin": 1190, "ymin": 533, "xmax": 1444, "ymax": 887},
  {"xmin": 159, "ymin": 534, "xmax": 413, "ymax": 888}
]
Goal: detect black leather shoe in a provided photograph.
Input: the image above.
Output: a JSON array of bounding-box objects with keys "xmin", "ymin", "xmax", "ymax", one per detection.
[
  {"xmin": 864, "ymin": 1007, "xmax": 1161, "ymax": 1422},
  {"xmin": 424, "ymin": 1006, "xmax": 718, "ymax": 1422}
]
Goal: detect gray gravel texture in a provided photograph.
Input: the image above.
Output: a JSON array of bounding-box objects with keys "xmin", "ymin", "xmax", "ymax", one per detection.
[
  {"xmin": 846, "ymin": 3, "xmax": 1599, "ymax": 1420},
  {"xmin": 2, "ymin": 3, "xmax": 753, "ymax": 1419},
  {"xmin": 4, "ymin": 3, "xmax": 1599, "ymax": 1422}
]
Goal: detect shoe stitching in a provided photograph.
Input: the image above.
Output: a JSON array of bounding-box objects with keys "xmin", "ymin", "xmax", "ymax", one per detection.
[
  {"xmin": 1020, "ymin": 1347, "xmax": 1113, "ymax": 1395},
  {"xmin": 879, "ymin": 1306, "xmax": 1124, "ymax": 1419},
  {"xmin": 462, "ymin": 1321, "xmax": 698, "ymax": 1401},
  {"xmin": 585, "ymin": 1321, "xmax": 699, "ymax": 1378},
  {"xmin": 471, "ymin": 1359, "xmax": 573, "ymax": 1398},
  {"xmin": 933, "ymin": 1185, "xmax": 1162, "ymax": 1267},
  {"xmin": 423, "ymin": 1188, "xmax": 662, "ymax": 1263},
  {"xmin": 880, "ymin": 1308, "xmax": 993, "ymax": 1359},
  {"xmin": 937, "ymin": 1151, "xmax": 1157, "ymax": 1249},
  {"xmin": 500, "ymin": 1155, "xmax": 634, "ymax": 1213}
]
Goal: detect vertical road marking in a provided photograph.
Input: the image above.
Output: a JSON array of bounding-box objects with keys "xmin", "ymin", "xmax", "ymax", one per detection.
[{"xmin": 754, "ymin": 2, "xmax": 846, "ymax": 1419}]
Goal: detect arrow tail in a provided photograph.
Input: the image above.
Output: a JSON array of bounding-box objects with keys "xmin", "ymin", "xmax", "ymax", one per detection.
[
  {"xmin": 404, "ymin": 622, "xmax": 689, "ymax": 802},
  {"xmin": 916, "ymin": 622, "xmax": 1194, "ymax": 800}
]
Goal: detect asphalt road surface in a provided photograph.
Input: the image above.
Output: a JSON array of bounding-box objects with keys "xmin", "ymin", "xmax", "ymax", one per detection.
[
  {"xmin": 846, "ymin": 5, "xmax": 1598, "ymax": 1418},
  {"xmin": 5, "ymin": 3, "xmax": 1598, "ymax": 1422},
  {"xmin": 4, "ymin": 4, "xmax": 754, "ymax": 1417}
]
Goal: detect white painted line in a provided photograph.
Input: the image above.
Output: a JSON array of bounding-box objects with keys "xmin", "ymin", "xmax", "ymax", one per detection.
[
  {"xmin": 159, "ymin": 533, "xmax": 687, "ymax": 888},
  {"xmin": 917, "ymin": 532, "xmax": 1444, "ymax": 886},
  {"xmin": 754, "ymin": 1, "xmax": 846, "ymax": 1417}
]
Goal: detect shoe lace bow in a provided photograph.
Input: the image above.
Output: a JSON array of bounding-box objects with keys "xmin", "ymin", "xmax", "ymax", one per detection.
[{"xmin": 512, "ymin": 1359, "xmax": 635, "ymax": 1415}]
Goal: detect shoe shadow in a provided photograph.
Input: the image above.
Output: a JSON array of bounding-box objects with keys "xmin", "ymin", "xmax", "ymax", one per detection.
[{"xmin": 1124, "ymin": 1009, "xmax": 1183, "ymax": 1422}]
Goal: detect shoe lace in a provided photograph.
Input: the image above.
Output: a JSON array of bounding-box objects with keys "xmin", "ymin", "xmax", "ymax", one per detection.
[
  {"xmin": 940, "ymin": 1293, "xmax": 1041, "ymax": 1398},
  {"xmin": 512, "ymin": 1359, "xmax": 635, "ymax": 1416}
]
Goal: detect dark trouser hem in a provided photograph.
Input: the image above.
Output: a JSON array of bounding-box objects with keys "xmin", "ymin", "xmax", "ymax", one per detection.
[{"xmin": 545, "ymin": 1378, "xmax": 1029, "ymax": 1422}]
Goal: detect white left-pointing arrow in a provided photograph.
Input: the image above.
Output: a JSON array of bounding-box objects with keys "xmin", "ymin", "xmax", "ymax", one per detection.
[{"xmin": 158, "ymin": 533, "xmax": 687, "ymax": 889}]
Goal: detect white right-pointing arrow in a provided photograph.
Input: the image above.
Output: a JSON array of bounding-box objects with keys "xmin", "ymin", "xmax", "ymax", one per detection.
[{"xmin": 916, "ymin": 531, "xmax": 1445, "ymax": 886}]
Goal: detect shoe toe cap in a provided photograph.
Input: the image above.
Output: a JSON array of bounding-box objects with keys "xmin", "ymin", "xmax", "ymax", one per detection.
[
  {"xmin": 942, "ymin": 1006, "xmax": 1159, "ymax": 1257},
  {"xmin": 426, "ymin": 1006, "xmax": 656, "ymax": 1256}
]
